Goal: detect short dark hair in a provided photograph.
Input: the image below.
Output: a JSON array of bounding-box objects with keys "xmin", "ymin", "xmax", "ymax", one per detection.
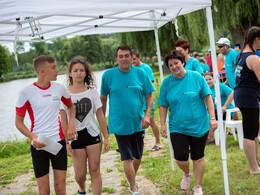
[
  {"xmin": 199, "ymin": 59, "xmax": 205, "ymax": 63},
  {"xmin": 131, "ymin": 49, "xmax": 140, "ymax": 57},
  {"xmin": 33, "ymin": 55, "xmax": 55, "ymax": 74},
  {"xmin": 174, "ymin": 39, "xmax": 190, "ymax": 52},
  {"xmin": 116, "ymin": 45, "xmax": 132, "ymax": 57},
  {"xmin": 164, "ymin": 50, "xmax": 186, "ymax": 68},
  {"xmin": 204, "ymin": 71, "xmax": 213, "ymax": 78}
]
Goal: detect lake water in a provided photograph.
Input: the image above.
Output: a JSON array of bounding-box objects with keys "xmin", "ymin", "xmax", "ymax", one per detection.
[{"xmin": 0, "ymin": 70, "xmax": 106, "ymax": 142}]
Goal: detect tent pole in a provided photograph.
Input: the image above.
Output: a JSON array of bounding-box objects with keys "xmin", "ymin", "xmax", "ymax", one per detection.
[
  {"xmin": 154, "ymin": 27, "xmax": 174, "ymax": 171},
  {"xmin": 206, "ymin": 6, "xmax": 229, "ymax": 195}
]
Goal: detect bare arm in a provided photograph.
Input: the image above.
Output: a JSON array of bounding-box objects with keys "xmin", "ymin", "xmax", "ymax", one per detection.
[
  {"xmin": 96, "ymin": 107, "xmax": 110, "ymax": 153},
  {"xmin": 222, "ymin": 91, "xmax": 234, "ymax": 114},
  {"xmin": 141, "ymin": 93, "xmax": 153, "ymax": 129},
  {"xmin": 159, "ymin": 106, "xmax": 168, "ymax": 138},
  {"xmin": 204, "ymin": 94, "xmax": 218, "ymax": 132},
  {"xmin": 60, "ymin": 109, "xmax": 72, "ymax": 156},
  {"xmin": 100, "ymin": 95, "xmax": 107, "ymax": 116},
  {"xmin": 66, "ymin": 103, "xmax": 77, "ymax": 141},
  {"xmin": 247, "ymin": 55, "xmax": 260, "ymax": 81},
  {"xmin": 15, "ymin": 115, "xmax": 45, "ymax": 148}
]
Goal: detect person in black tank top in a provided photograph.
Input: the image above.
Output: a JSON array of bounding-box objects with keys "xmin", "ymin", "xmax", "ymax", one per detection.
[{"xmin": 234, "ymin": 26, "xmax": 260, "ymax": 175}]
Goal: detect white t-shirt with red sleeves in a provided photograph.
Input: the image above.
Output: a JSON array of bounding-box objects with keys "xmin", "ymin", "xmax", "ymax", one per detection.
[{"xmin": 16, "ymin": 82, "xmax": 72, "ymax": 142}]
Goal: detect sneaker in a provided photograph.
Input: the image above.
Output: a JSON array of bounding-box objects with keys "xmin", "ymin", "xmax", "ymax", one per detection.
[
  {"xmin": 77, "ymin": 190, "xmax": 86, "ymax": 195},
  {"xmin": 128, "ymin": 180, "xmax": 139, "ymax": 193},
  {"xmin": 181, "ymin": 170, "xmax": 192, "ymax": 190},
  {"xmin": 116, "ymin": 148, "xmax": 120, "ymax": 152},
  {"xmin": 193, "ymin": 185, "xmax": 203, "ymax": 195},
  {"xmin": 132, "ymin": 192, "xmax": 139, "ymax": 195},
  {"xmin": 206, "ymin": 139, "xmax": 215, "ymax": 145}
]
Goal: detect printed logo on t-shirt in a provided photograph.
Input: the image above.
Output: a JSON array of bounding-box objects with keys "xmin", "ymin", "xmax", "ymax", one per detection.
[{"xmin": 74, "ymin": 98, "xmax": 92, "ymax": 122}]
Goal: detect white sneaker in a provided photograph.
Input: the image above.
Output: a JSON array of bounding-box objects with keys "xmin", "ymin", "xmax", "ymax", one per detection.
[
  {"xmin": 132, "ymin": 192, "xmax": 139, "ymax": 195},
  {"xmin": 193, "ymin": 185, "xmax": 203, "ymax": 195},
  {"xmin": 181, "ymin": 170, "xmax": 192, "ymax": 190}
]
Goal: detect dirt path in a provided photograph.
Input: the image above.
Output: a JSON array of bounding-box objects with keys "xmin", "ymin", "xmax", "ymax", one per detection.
[{"xmin": 0, "ymin": 133, "xmax": 163, "ymax": 194}]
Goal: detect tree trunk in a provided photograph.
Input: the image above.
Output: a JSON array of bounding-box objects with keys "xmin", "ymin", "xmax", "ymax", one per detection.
[{"xmin": 229, "ymin": 27, "xmax": 245, "ymax": 47}]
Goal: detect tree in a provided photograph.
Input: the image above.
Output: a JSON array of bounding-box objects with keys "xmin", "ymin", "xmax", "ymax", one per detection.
[
  {"xmin": 117, "ymin": 22, "xmax": 178, "ymax": 54},
  {"xmin": 178, "ymin": 0, "xmax": 260, "ymax": 48},
  {"xmin": 0, "ymin": 45, "xmax": 11, "ymax": 77}
]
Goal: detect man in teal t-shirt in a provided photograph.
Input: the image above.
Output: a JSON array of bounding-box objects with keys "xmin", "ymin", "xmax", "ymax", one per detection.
[
  {"xmin": 131, "ymin": 49, "xmax": 163, "ymax": 151},
  {"xmin": 217, "ymin": 38, "xmax": 239, "ymax": 89},
  {"xmin": 100, "ymin": 45, "xmax": 155, "ymax": 194}
]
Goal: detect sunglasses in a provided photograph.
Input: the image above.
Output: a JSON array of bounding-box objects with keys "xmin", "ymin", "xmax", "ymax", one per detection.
[
  {"xmin": 217, "ymin": 45, "xmax": 225, "ymax": 48},
  {"xmin": 71, "ymin": 59, "xmax": 85, "ymax": 63}
]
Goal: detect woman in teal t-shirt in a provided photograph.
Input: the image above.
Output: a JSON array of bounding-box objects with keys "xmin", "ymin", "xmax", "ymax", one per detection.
[
  {"xmin": 157, "ymin": 51, "xmax": 217, "ymax": 194},
  {"xmin": 204, "ymin": 72, "xmax": 239, "ymax": 144}
]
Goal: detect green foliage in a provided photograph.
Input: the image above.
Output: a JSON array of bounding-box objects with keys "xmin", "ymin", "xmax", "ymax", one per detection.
[
  {"xmin": 0, "ymin": 139, "xmax": 30, "ymax": 159},
  {"xmin": 117, "ymin": 22, "xmax": 178, "ymax": 54},
  {"xmin": 102, "ymin": 187, "xmax": 116, "ymax": 193},
  {"xmin": 0, "ymin": 45, "xmax": 11, "ymax": 77}
]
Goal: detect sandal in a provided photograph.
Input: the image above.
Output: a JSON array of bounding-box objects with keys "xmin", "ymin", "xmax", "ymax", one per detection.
[{"xmin": 150, "ymin": 145, "xmax": 161, "ymax": 151}]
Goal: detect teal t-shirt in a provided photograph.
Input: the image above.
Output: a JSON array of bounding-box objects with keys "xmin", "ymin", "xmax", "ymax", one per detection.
[
  {"xmin": 157, "ymin": 70, "xmax": 211, "ymax": 137},
  {"xmin": 210, "ymin": 83, "xmax": 234, "ymax": 109},
  {"xmin": 100, "ymin": 66, "xmax": 155, "ymax": 135},
  {"xmin": 139, "ymin": 63, "xmax": 155, "ymax": 110},
  {"xmin": 202, "ymin": 64, "xmax": 210, "ymax": 73},
  {"xmin": 185, "ymin": 57, "xmax": 204, "ymax": 74},
  {"xmin": 225, "ymin": 48, "xmax": 239, "ymax": 89}
]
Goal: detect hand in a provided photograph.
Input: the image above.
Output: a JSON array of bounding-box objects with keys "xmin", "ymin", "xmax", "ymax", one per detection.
[
  {"xmin": 222, "ymin": 106, "xmax": 227, "ymax": 114},
  {"xmin": 161, "ymin": 125, "xmax": 168, "ymax": 138},
  {"xmin": 66, "ymin": 122, "xmax": 78, "ymax": 141},
  {"xmin": 210, "ymin": 119, "xmax": 218, "ymax": 132},
  {"xmin": 66, "ymin": 143, "xmax": 72, "ymax": 157},
  {"xmin": 32, "ymin": 135, "xmax": 45, "ymax": 148},
  {"xmin": 104, "ymin": 138, "xmax": 110, "ymax": 153},
  {"xmin": 141, "ymin": 115, "xmax": 150, "ymax": 129}
]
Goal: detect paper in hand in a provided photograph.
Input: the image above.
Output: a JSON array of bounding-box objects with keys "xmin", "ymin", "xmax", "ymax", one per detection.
[{"xmin": 36, "ymin": 135, "xmax": 63, "ymax": 155}]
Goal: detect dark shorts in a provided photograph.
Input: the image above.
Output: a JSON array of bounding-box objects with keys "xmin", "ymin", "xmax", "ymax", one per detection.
[
  {"xmin": 115, "ymin": 131, "xmax": 145, "ymax": 161},
  {"xmin": 239, "ymin": 107, "xmax": 259, "ymax": 140},
  {"xmin": 71, "ymin": 128, "xmax": 102, "ymax": 149},
  {"xmin": 170, "ymin": 132, "xmax": 209, "ymax": 161},
  {"xmin": 31, "ymin": 139, "xmax": 67, "ymax": 178}
]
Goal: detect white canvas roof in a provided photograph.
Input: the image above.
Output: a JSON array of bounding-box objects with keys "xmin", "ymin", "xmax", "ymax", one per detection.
[{"xmin": 0, "ymin": 0, "xmax": 211, "ymax": 43}]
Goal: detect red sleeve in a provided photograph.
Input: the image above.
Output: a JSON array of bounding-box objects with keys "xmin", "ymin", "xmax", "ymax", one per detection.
[
  {"xmin": 16, "ymin": 101, "xmax": 28, "ymax": 117},
  {"xmin": 61, "ymin": 96, "xmax": 72, "ymax": 107}
]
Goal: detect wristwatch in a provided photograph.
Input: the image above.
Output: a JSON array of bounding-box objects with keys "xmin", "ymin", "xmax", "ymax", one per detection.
[{"xmin": 210, "ymin": 117, "xmax": 216, "ymax": 120}]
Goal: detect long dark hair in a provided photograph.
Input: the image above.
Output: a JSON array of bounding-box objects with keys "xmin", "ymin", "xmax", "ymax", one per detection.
[
  {"xmin": 235, "ymin": 26, "xmax": 260, "ymax": 67},
  {"xmin": 67, "ymin": 56, "xmax": 96, "ymax": 88}
]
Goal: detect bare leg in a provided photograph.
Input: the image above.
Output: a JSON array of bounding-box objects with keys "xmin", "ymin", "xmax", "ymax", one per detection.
[
  {"xmin": 87, "ymin": 143, "xmax": 102, "ymax": 195},
  {"xmin": 36, "ymin": 174, "xmax": 50, "ymax": 195},
  {"xmin": 123, "ymin": 159, "xmax": 138, "ymax": 192},
  {"xmin": 192, "ymin": 158, "xmax": 205, "ymax": 186},
  {"xmin": 175, "ymin": 160, "xmax": 189, "ymax": 175},
  {"xmin": 254, "ymin": 137, "xmax": 260, "ymax": 166},
  {"xmin": 243, "ymin": 138, "xmax": 260, "ymax": 174},
  {"xmin": 133, "ymin": 158, "xmax": 141, "ymax": 174},
  {"xmin": 150, "ymin": 116, "xmax": 162, "ymax": 147},
  {"xmin": 72, "ymin": 148, "xmax": 87, "ymax": 193},
  {"xmin": 53, "ymin": 169, "xmax": 67, "ymax": 195}
]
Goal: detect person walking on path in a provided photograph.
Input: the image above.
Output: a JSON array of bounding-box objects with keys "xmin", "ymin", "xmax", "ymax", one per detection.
[
  {"xmin": 100, "ymin": 45, "xmax": 155, "ymax": 195},
  {"xmin": 131, "ymin": 49, "xmax": 163, "ymax": 151},
  {"xmin": 15, "ymin": 55, "xmax": 77, "ymax": 195},
  {"xmin": 175, "ymin": 39, "xmax": 204, "ymax": 75},
  {"xmin": 217, "ymin": 37, "xmax": 239, "ymax": 89},
  {"xmin": 234, "ymin": 26, "xmax": 260, "ymax": 175},
  {"xmin": 60, "ymin": 56, "xmax": 110, "ymax": 195},
  {"xmin": 157, "ymin": 51, "xmax": 217, "ymax": 195}
]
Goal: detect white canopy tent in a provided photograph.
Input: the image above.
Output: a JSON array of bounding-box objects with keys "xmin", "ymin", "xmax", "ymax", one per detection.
[{"xmin": 0, "ymin": 1, "xmax": 229, "ymax": 194}]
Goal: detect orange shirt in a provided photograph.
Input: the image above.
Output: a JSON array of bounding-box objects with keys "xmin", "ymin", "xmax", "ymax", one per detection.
[{"xmin": 217, "ymin": 60, "xmax": 225, "ymax": 71}]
